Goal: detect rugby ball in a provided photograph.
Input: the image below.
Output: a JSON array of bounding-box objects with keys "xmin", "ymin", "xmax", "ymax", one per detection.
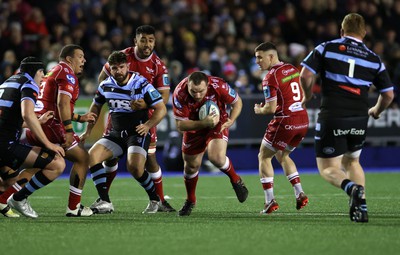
[{"xmin": 199, "ymin": 100, "xmax": 220, "ymax": 120}]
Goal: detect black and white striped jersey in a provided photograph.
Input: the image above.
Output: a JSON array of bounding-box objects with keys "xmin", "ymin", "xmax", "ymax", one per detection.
[
  {"xmin": 94, "ymin": 71, "xmax": 163, "ymax": 131},
  {"xmin": 301, "ymin": 36, "xmax": 393, "ymax": 118},
  {"xmin": 0, "ymin": 73, "xmax": 38, "ymax": 143}
]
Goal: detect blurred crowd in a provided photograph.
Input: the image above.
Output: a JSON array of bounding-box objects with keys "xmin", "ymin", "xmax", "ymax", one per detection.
[{"xmin": 0, "ymin": 0, "xmax": 399, "ymax": 105}]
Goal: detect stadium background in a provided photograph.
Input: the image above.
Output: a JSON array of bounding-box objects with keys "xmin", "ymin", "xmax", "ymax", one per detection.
[{"xmin": 2, "ymin": 0, "xmax": 399, "ymax": 171}]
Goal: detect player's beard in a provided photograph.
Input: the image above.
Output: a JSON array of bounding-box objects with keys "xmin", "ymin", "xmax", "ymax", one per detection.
[{"xmin": 115, "ymin": 72, "xmax": 129, "ymax": 84}]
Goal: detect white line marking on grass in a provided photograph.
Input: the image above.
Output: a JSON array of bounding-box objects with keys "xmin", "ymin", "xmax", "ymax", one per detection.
[{"xmin": 34, "ymin": 196, "xmax": 63, "ymax": 199}]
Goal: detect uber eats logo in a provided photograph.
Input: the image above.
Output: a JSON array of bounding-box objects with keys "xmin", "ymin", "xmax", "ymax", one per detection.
[{"xmin": 333, "ymin": 128, "xmax": 365, "ymax": 136}]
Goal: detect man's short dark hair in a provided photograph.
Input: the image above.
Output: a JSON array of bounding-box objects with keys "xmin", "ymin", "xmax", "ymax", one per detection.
[
  {"xmin": 59, "ymin": 44, "xmax": 83, "ymax": 60},
  {"xmin": 136, "ymin": 25, "xmax": 155, "ymax": 36},
  {"xmin": 254, "ymin": 42, "xmax": 277, "ymax": 52},
  {"xmin": 188, "ymin": 71, "xmax": 208, "ymax": 85},
  {"xmin": 107, "ymin": 51, "xmax": 127, "ymax": 66}
]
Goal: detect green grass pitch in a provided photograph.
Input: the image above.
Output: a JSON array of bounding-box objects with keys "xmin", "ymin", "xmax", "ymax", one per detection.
[{"xmin": 2, "ymin": 172, "xmax": 399, "ymax": 255}]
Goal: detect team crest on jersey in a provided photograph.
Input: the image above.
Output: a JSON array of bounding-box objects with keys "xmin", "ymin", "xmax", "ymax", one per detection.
[
  {"xmin": 173, "ymin": 97, "xmax": 182, "ymax": 109},
  {"xmin": 149, "ymin": 88, "xmax": 161, "ymax": 100},
  {"xmin": 162, "ymin": 74, "xmax": 170, "ymax": 86},
  {"xmin": 228, "ymin": 87, "xmax": 236, "ymax": 98},
  {"xmin": 263, "ymin": 86, "xmax": 270, "ymax": 98},
  {"xmin": 66, "ymin": 74, "xmax": 76, "ymax": 85}
]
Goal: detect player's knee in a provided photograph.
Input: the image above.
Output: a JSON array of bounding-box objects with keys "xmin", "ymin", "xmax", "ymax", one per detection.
[
  {"xmin": 74, "ymin": 150, "xmax": 90, "ymax": 164},
  {"xmin": 208, "ymin": 155, "xmax": 225, "ymax": 168},
  {"xmin": 145, "ymin": 155, "xmax": 159, "ymax": 170},
  {"xmin": 342, "ymin": 155, "xmax": 360, "ymax": 169},
  {"xmin": 319, "ymin": 166, "xmax": 337, "ymax": 177},
  {"xmin": 48, "ymin": 156, "xmax": 66, "ymax": 175},
  {"xmin": 258, "ymin": 151, "xmax": 265, "ymax": 162},
  {"xmin": 127, "ymin": 162, "xmax": 142, "ymax": 175},
  {"xmin": 184, "ymin": 161, "xmax": 201, "ymax": 173}
]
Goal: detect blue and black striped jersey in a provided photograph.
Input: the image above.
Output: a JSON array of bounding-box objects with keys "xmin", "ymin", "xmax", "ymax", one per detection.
[
  {"xmin": 94, "ymin": 71, "xmax": 163, "ymax": 131},
  {"xmin": 0, "ymin": 73, "xmax": 39, "ymax": 143},
  {"xmin": 301, "ymin": 36, "xmax": 393, "ymax": 118}
]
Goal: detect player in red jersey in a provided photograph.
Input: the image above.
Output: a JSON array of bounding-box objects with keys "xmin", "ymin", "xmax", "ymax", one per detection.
[
  {"xmin": 172, "ymin": 71, "xmax": 248, "ymax": 216},
  {"xmin": 90, "ymin": 25, "xmax": 174, "ymax": 213},
  {"xmin": 0, "ymin": 45, "xmax": 97, "ymax": 217},
  {"xmin": 253, "ymin": 42, "xmax": 309, "ymax": 214}
]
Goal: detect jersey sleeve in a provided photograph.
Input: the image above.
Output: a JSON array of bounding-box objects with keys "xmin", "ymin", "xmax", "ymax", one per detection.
[
  {"xmin": 153, "ymin": 62, "xmax": 170, "ymax": 90},
  {"xmin": 143, "ymin": 83, "xmax": 163, "ymax": 107},
  {"xmin": 172, "ymin": 80, "xmax": 190, "ymax": 120},
  {"xmin": 301, "ymin": 42, "xmax": 326, "ymax": 74},
  {"xmin": 58, "ymin": 73, "xmax": 78, "ymax": 98},
  {"xmin": 172, "ymin": 94, "xmax": 189, "ymax": 120},
  {"xmin": 373, "ymin": 62, "xmax": 394, "ymax": 92},
  {"xmin": 263, "ymin": 74, "xmax": 278, "ymax": 103},
  {"xmin": 94, "ymin": 84, "xmax": 106, "ymax": 105},
  {"xmin": 218, "ymin": 80, "xmax": 238, "ymax": 105},
  {"xmin": 20, "ymin": 81, "xmax": 39, "ymax": 104}
]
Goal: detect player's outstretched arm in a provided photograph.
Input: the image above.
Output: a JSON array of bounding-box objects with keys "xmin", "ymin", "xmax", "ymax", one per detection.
[
  {"xmin": 21, "ymin": 110, "xmax": 54, "ymax": 128},
  {"xmin": 73, "ymin": 112, "xmax": 97, "ymax": 123},
  {"xmin": 38, "ymin": 111, "xmax": 55, "ymax": 124},
  {"xmin": 21, "ymin": 100, "xmax": 65, "ymax": 157}
]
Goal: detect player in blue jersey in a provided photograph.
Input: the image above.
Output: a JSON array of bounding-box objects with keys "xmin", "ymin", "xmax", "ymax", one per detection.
[
  {"xmin": 81, "ymin": 51, "xmax": 166, "ymax": 213},
  {"xmin": 0, "ymin": 57, "xmax": 65, "ymax": 218},
  {"xmin": 300, "ymin": 13, "xmax": 394, "ymax": 223}
]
